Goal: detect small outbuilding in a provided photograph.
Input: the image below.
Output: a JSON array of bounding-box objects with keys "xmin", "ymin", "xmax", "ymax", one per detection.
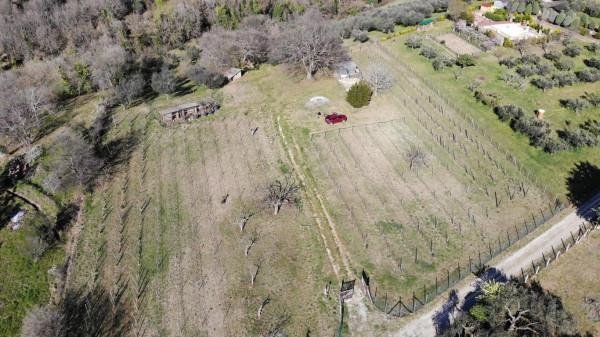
[
  {"xmin": 339, "ymin": 279, "xmax": 356, "ymax": 301},
  {"xmin": 417, "ymin": 18, "xmax": 434, "ymax": 30},
  {"xmin": 160, "ymin": 101, "xmax": 219, "ymax": 125},
  {"xmin": 224, "ymin": 67, "xmax": 242, "ymax": 82}
]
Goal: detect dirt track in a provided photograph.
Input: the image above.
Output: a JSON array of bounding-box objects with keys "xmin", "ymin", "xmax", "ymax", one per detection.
[{"xmin": 393, "ymin": 192, "xmax": 600, "ymax": 337}]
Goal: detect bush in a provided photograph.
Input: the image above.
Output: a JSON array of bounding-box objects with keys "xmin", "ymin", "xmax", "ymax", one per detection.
[
  {"xmin": 456, "ymin": 54, "xmax": 475, "ymax": 68},
  {"xmin": 21, "ymin": 306, "xmax": 64, "ymax": 337},
  {"xmin": 584, "ymin": 58, "xmax": 600, "ymax": 69},
  {"xmin": 557, "ymin": 128, "xmax": 598, "ymax": 147},
  {"xmin": 531, "ymin": 76, "xmax": 557, "ymax": 90},
  {"xmin": 543, "ymin": 50, "xmax": 562, "ymax": 62},
  {"xmin": 432, "ymin": 55, "xmax": 454, "ymax": 71},
  {"xmin": 576, "ymin": 68, "xmax": 600, "ymax": 82},
  {"xmin": 187, "ymin": 65, "xmax": 228, "ymax": 88},
  {"xmin": 351, "ymin": 29, "xmax": 369, "ymax": 43},
  {"xmin": 493, "ymin": 104, "xmax": 524, "ymax": 123},
  {"xmin": 499, "ymin": 57, "xmax": 518, "ymax": 67},
  {"xmin": 474, "ymin": 90, "xmax": 498, "ymax": 106},
  {"xmin": 560, "ymin": 97, "xmax": 589, "ymax": 112},
  {"xmin": 405, "ymin": 35, "xmax": 423, "ymax": 49},
  {"xmin": 585, "ymin": 43, "xmax": 600, "ymax": 52},
  {"xmin": 512, "ymin": 117, "xmax": 552, "ymax": 146},
  {"xmin": 485, "ymin": 9, "xmax": 508, "ymax": 21},
  {"xmin": 563, "ymin": 44, "xmax": 582, "ymax": 57},
  {"xmin": 516, "ymin": 64, "xmax": 537, "ymax": 77},
  {"xmin": 583, "ymin": 92, "xmax": 600, "ymax": 106},
  {"xmin": 346, "ymin": 81, "xmax": 373, "ymax": 108},
  {"xmin": 554, "ymin": 57, "xmax": 574, "ymax": 71},
  {"xmin": 419, "ymin": 45, "xmax": 439, "ymax": 59},
  {"xmin": 553, "ymin": 72, "xmax": 578, "ymax": 87},
  {"xmin": 543, "ymin": 137, "xmax": 570, "ymax": 153}
]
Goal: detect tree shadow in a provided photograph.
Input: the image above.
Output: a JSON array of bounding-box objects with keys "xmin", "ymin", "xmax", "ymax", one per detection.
[
  {"xmin": 63, "ymin": 284, "xmax": 130, "ymax": 337},
  {"xmin": 566, "ymin": 161, "xmax": 600, "ymax": 215},
  {"xmin": 432, "ymin": 267, "xmax": 509, "ymax": 335},
  {"xmin": 432, "ymin": 289, "xmax": 460, "ymax": 334}
]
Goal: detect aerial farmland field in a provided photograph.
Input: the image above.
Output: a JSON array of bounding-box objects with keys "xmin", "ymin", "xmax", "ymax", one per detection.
[{"xmin": 270, "ymin": 41, "xmax": 560, "ymax": 308}]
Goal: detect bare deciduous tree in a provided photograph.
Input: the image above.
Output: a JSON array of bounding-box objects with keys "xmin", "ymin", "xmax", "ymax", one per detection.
[
  {"xmin": 364, "ymin": 62, "xmax": 394, "ymax": 95},
  {"xmin": 21, "ymin": 306, "xmax": 65, "ymax": 337},
  {"xmin": 405, "ymin": 145, "xmax": 427, "ymax": 171},
  {"xmin": 151, "ymin": 67, "xmax": 177, "ymax": 96},
  {"xmin": 47, "ymin": 129, "xmax": 103, "ymax": 191},
  {"xmin": 200, "ymin": 16, "xmax": 271, "ymax": 70},
  {"xmin": 257, "ymin": 296, "xmax": 271, "ymax": 319},
  {"xmin": 266, "ymin": 175, "xmax": 300, "ymax": 215},
  {"xmin": 244, "ymin": 229, "xmax": 259, "ymax": 256},
  {"xmin": 271, "ymin": 8, "xmax": 348, "ymax": 80},
  {"xmin": 251, "ymin": 258, "xmax": 263, "ymax": 286},
  {"xmin": 89, "ymin": 36, "xmax": 129, "ymax": 90},
  {"xmin": 112, "ymin": 73, "xmax": 146, "ymax": 108},
  {"xmin": 238, "ymin": 208, "xmax": 255, "ymax": 232}
]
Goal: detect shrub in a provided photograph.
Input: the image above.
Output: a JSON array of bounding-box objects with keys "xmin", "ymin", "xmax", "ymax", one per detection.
[
  {"xmin": 576, "ymin": 68, "xmax": 600, "ymax": 82},
  {"xmin": 581, "ymin": 119, "xmax": 600, "ymax": 135},
  {"xmin": 557, "ymin": 128, "xmax": 598, "ymax": 147},
  {"xmin": 584, "ymin": 58, "xmax": 600, "ymax": 69},
  {"xmin": 499, "ymin": 57, "xmax": 518, "ymax": 68},
  {"xmin": 554, "ymin": 57, "xmax": 574, "ymax": 70},
  {"xmin": 351, "ymin": 29, "xmax": 369, "ymax": 42},
  {"xmin": 543, "ymin": 137, "xmax": 570, "ymax": 153},
  {"xmin": 432, "ymin": 55, "xmax": 454, "ymax": 71},
  {"xmin": 543, "ymin": 50, "xmax": 562, "ymax": 62},
  {"xmin": 583, "ymin": 92, "xmax": 600, "ymax": 106},
  {"xmin": 531, "ymin": 76, "xmax": 557, "ymax": 90},
  {"xmin": 419, "ymin": 45, "xmax": 439, "ymax": 59},
  {"xmin": 21, "ymin": 306, "xmax": 64, "ymax": 337},
  {"xmin": 493, "ymin": 104, "xmax": 525, "ymax": 122},
  {"xmin": 560, "ymin": 97, "xmax": 589, "ymax": 112},
  {"xmin": 474, "ymin": 90, "xmax": 498, "ymax": 106},
  {"xmin": 456, "ymin": 54, "xmax": 475, "ymax": 68},
  {"xmin": 187, "ymin": 65, "xmax": 228, "ymax": 88},
  {"xmin": 485, "ymin": 9, "xmax": 508, "ymax": 21},
  {"xmin": 512, "ymin": 117, "xmax": 552, "ymax": 146},
  {"xmin": 516, "ymin": 64, "xmax": 537, "ymax": 77},
  {"xmin": 563, "ymin": 44, "xmax": 582, "ymax": 57},
  {"xmin": 553, "ymin": 72, "xmax": 578, "ymax": 87},
  {"xmin": 405, "ymin": 35, "xmax": 423, "ymax": 49},
  {"xmin": 346, "ymin": 81, "xmax": 373, "ymax": 108},
  {"xmin": 585, "ymin": 43, "xmax": 600, "ymax": 52},
  {"xmin": 503, "ymin": 38, "xmax": 514, "ymax": 48}
]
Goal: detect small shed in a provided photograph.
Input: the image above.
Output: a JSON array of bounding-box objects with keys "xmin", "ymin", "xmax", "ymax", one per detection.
[
  {"xmin": 335, "ymin": 61, "xmax": 360, "ymax": 80},
  {"xmin": 417, "ymin": 18, "xmax": 434, "ymax": 30},
  {"xmin": 480, "ymin": 3, "xmax": 494, "ymax": 12},
  {"xmin": 339, "ymin": 279, "xmax": 356, "ymax": 301},
  {"xmin": 160, "ymin": 101, "xmax": 219, "ymax": 125},
  {"xmin": 224, "ymin": 67, "xmax": 242, "ymax": 82}
]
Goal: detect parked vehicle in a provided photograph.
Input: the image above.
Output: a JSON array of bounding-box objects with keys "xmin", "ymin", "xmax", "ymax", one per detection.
[{"xmin": 325, "ymin": 113, "xmax": 347, "ymax": 124}]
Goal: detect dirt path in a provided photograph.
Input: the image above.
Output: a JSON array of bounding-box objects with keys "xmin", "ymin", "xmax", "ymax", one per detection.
[
  {"xmin": 276, "ymin": 115, "xmax": 352, "ymax": 279},
  {"xmin": 393, "ymin": 192, "xmax": 600, "ymax": 337}
]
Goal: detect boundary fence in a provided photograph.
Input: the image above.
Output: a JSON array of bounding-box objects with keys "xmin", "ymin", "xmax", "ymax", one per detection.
[{"xmin": 362, "ymin": 194, "xmax": 565, "ymax": 317}]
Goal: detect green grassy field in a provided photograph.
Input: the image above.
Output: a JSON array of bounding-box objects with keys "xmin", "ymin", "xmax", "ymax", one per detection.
[{"xmin": 379, "ymin": 21, "xmax": 600, "ymax": 197}]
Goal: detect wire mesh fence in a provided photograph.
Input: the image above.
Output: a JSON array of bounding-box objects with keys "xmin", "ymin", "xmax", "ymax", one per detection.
[{"xmin": 364, "ymin": 201, "xmax": 566, "ymax": 318}]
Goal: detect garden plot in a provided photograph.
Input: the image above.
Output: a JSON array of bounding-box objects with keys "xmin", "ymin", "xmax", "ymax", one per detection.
[
  {"xmin": 435, "ymin": 33, "xmax": 482, "ymax": 56},
  {"xmin": 68, "ymin": 98, "xmax": 336, "ymax": 337},
  {"xmin": 299, "ymin": 44, "xmax": 552, "ymax": 297}
]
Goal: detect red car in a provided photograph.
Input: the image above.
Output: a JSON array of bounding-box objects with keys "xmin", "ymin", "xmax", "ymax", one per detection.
[{"xmin": 325, "ymin": 113, "xmax": 347, "ymax": 125}]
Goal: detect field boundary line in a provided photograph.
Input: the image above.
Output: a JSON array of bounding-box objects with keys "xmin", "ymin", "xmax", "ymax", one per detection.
[
  {"xmin": 277, "ymin": 115, "xmax": 354, "ymax": 280},
  {"xmin": 309, "ymin": 118, "xmax": 405, "ymax": 138}
]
